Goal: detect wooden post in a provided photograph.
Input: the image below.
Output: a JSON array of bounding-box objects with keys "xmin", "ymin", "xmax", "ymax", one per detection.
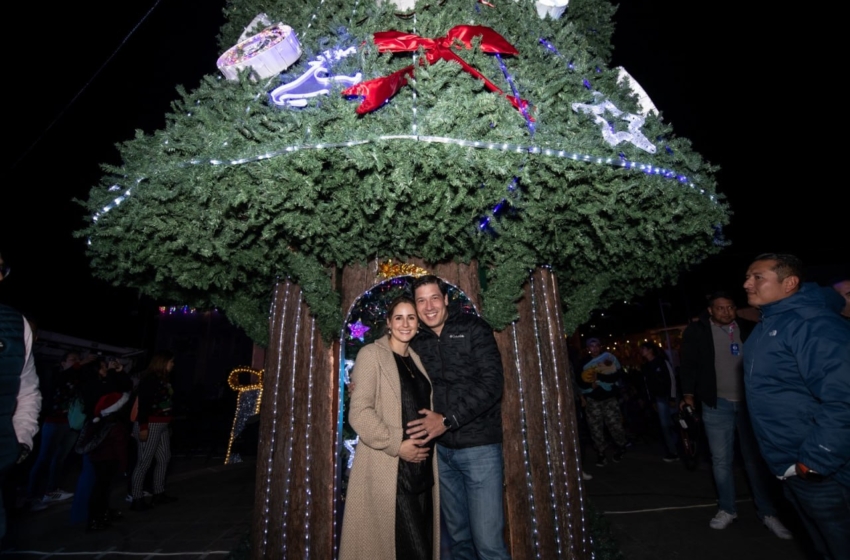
[
  {"xmin": 497, "ymin": 267, "xmax": 592, "ymax": 560},
  {"xmin": 251, "ymin": 280, "xmax": 337, "ymax": 560}
]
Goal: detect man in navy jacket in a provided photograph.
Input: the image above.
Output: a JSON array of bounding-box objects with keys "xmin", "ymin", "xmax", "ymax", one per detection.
[{"xmin": 743, "ymin": 253, "xmax": 850, "ymax": 558}]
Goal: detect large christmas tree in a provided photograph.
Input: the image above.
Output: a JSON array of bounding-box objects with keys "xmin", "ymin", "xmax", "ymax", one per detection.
[
  {"xmin": 81, "ymin": 0, "xmax": 726, "ymax": 346},
  {"xmin": 82, "ymin": 1, "xmax": 726, "ymax": 558}
]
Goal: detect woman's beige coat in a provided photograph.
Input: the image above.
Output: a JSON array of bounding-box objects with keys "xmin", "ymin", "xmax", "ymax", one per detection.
[{"xmin": 339, "ymin": 336, "xmax": 440, "ymax": 560}]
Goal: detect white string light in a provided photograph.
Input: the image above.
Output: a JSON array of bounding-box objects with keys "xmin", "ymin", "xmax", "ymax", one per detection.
[
  {"xmin": 528, "ymin": 273, "xmax": 565, "ymax": 557},
  {"xmin": 279, "ymin": 286, "xmax": 303, "ymax": 557},
  {"xmin": 303, "ymin": 313, "xmax": 317, "ymax": 559},
  {"xmin": 510, "ymin": 322, "xmax": 542, "ymax": 559},
  {"xmin": 543, "ymin": 271, "xmax": 593, "ymax": 557},
  {"xmin": 93, "ymin": 134, "xmax": 711, "ymax": 222},
  {"xmin": 261, "ymin": 283, "xmax": 290, "ymax": 554}
]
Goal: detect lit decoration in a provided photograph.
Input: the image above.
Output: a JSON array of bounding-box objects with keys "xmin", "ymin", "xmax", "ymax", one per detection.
[
  {"xmin": 343, "ymin": 359, "xmax": 355, "ymax": 385},
  {"xmin": 217, "ymin": 23, "xmax": 302, "ymax": 81},
  {"xmin": 158, "ymin": 305, "xmax": 199, "ymax": 315},
  {"xmin": 572, "ymin": 93, "xmax": 657, "ymax": 153},
  {"xmin": 376, "ymin": 0, "xmax": 415, "ymax": 11},
  {"xmin": 224, "ymin": 367, "xmax": 264, "ymax": 464},
  {"xmin": 535, "ymin": 0, "xmax": 569, "ymax": 20},
  {"xmin": 92, "ymin": 133, "xmax": 711, "ymax": 224},
  {"xmin": 269, "ymin": 47, "xmax": 362, "ymax": 108},
  {"xmin": 343, "ymin": 436, "xmax": 359, "ymax": 469},
  {"xmin": 341, "ymin": 26, "xmax": 531, "ymax": 117},
  {"xmin": 530, "ymin": 272, "xmax": 590, "ymax": 556},
  {"xmin": 376, "ymin": 260, "xmax": 430, "ymax": 280},
  {"xmin": 347, "ymin": 320, "xmax": 370, "ymax": 341}
]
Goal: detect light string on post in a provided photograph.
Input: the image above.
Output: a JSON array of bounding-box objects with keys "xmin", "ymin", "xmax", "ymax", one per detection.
[
  {"xmin": 544, "ymin": 271, "xmax": 592, "ymax": 556},
  {"xmin": 509, "ymin": 322, "xmax": 543, "ymax": 559},
  {"xmin": 261, "ymin": 284, "xmax": 291, "ymax": 555},
  {"xmin": 528, "ymin": 273, "xmax": 566, "ymax": 556},
  {"xmin": 279, "ymin": 287, "xmax": 304, "ymax": 557}
]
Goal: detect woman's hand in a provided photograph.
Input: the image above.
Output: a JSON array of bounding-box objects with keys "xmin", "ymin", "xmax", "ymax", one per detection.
[{"xmin": 398, "ymin": 439, "xmax": 429, "ymax": 463}]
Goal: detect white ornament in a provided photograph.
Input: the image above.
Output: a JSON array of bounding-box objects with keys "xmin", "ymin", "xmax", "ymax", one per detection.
[
  {"xmin": 269, "ymin": 47, "xmax": 362, "ymax": 108},
  {"xmin": 344, "ymin": 436, "xmax": 359, "ymax": 469},
  {"xmin": 217, "ymin": 23, "xmax": 302, "ymax": 81},
  {"xmin": 535, "ymin": 0, "xmax": 569, "ymax": 20},
  {"xmin": 376, "ymin": 0, "xmax": 416, "ymax": 12},
  {"xmin": 572, "ymin": 93, "xmax": 657, "ymax": 153},
  {"xmin": 616, "ymin": 67, "xmax": 659, "ymax": 117}
]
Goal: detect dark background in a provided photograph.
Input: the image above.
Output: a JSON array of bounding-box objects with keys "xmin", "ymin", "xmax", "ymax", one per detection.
[{"xmin": 2, "ymin": 1, "xmax": 844, "ymax": 346}]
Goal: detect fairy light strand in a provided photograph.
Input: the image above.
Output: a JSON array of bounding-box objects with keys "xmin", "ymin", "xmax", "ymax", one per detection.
[
  {"xmin": 538, "ymin": 270, "xmax": 579, "ymax": 557},
  {"xmin": 510, "ymin": 322, "xmax": 542, "ymax": 559},
  {"xmin": 279, "ymin": 287, "xmax": 303, "ymax": 556},
  {"xmin": 94, "ymin": 134, "xmax": 709, "ymax": 223},
  {"xmin": 261, "ymin": 284, "xmax": 290, "ymax": 554},
  {"xmin": 545, "ymin": 272, "xmax": 592, "ymax": 557},
  {"xmin": 528, "ymin": 274, "xmax": 565, "ymax": 557},
  {"xmin": 302, "ymin": 313, "xmax": 317, "ymax": 558}
]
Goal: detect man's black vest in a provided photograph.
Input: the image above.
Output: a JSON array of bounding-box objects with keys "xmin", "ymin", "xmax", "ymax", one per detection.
[{"xmin": 0, "ymin": 304, "xmax": 26, "ymax": 469}]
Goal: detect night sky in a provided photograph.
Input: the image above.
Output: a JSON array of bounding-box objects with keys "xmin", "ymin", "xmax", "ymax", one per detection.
[{"xmin": 2, "ymin": 1, "xmax": 843, "ymax": 346}]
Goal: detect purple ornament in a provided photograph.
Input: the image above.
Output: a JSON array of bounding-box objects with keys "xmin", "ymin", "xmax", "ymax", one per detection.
[{"xmin": 347, "ymin": 320, "xmax": 370, "ymax": 341}]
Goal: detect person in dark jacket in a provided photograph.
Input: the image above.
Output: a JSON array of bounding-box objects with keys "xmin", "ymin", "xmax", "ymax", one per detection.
[
  {"xmin": 638, "ymin": 342, "xmax": 678, "ymax": 462},
  {"xmin": 406, "ymin": 276, "xmax": 510, "ymax": 560},
  {"xmin": 743, "ymin": 254, "xmax": 850, "ymax": 557},
  {"xmin": 679, "ymin": 291, "xmax": 790, "ymax": 538},
  {"xmin": 129, "ymin": 351, "xmax": 177, "ymax": 510}
]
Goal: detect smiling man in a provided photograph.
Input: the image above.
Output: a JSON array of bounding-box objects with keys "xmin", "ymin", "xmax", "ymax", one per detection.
[
  {"xmin": 407, "ymin": 275, "xmax": 510, "ymax": 560},
  {"xmin": 742, "ymin": 253, "xmax": 850, "ymax": 558}
]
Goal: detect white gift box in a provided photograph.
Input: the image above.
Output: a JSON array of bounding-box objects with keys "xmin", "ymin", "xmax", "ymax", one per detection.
[{"xmin": 217, "ymin": 23, "xmax": 302, "ymax": 81}]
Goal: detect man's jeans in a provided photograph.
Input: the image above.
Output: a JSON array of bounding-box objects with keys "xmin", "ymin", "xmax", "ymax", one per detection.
[
  {"xmin": 783, "ymin": 476, "xmax": 850, "ymax": 559},
  {"xmin": 701, "ymin": 398, "xmax": 776, "ymax": 517},
  {"xmin": 438, "ymin": 443, "xmax": 511, "ymax": 560}
]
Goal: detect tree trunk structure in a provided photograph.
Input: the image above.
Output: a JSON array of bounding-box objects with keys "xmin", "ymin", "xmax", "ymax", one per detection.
[{"xmin": 251, "ymin": 264, "xmax": 591, "ymax": 559}]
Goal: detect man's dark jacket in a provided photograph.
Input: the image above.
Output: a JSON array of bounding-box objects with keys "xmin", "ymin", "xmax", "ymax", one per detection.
[
  {"xmin": 680, "ymin": 312, "xmax": 754, "ymax": 408},
  {"xmin": 411, "ymin": 303, "xmax": 503, "ymax": 449}
]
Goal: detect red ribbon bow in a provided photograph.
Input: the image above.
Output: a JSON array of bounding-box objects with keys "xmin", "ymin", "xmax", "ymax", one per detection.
[{"xmin": 342, "ymin": 25, "xmax": 531, "ymax": 117}]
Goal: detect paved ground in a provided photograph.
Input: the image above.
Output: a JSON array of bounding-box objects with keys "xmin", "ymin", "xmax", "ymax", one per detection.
[
  {"xmin": 2, "ymin": 455, "xmax": 255, "ymax": 559},
  {"xmin": 2, "ymin": 441, "xmax": 818, "ymax": 559},
  {"xmin": 583, "ymin": 440, "xmax": 816, "ymax": 560}
]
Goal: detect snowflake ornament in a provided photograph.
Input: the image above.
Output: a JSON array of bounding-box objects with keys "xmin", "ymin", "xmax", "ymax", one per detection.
[{"xmin": 572, "ymin": 94, "xmax": 656, "ymax": 153}]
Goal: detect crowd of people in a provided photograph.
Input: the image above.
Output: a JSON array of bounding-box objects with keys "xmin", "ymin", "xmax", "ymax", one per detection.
[
  {"xmin": 3, "ymin": 249, "xmax": 848, "ymax": 559},
  {"xmin": 0, "ymin": 252, "xmax": 182, "ymax": 539},
  {"xmin": 15, "ymin": 349, "xmax": 179, "ymax": 531}
]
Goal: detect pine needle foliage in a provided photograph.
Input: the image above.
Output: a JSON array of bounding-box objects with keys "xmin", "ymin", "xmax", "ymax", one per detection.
[{"xmin": 80, "ymin": 0, "xmax": 727, "ymax": 345}]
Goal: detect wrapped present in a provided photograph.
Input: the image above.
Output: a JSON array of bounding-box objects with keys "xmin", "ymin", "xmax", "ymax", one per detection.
[{"xmin": 217, "ymin": 23, "xmax": 302, "ymax": 81}]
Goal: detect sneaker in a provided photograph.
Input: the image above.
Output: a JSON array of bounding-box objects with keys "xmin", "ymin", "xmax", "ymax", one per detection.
[
  {"xmin": 581, "ymin": 471, "xmax": 593, "ymax": 481},
  {"xmin": 612, "ymin": 448, "xmax": 625, "ymax": 463},
  {"xmin": 595, "ymin": 456, "xmax": 608, "ymax": 467},
  {"xmin": 28, "ymin": 498, "xmax": 49, "ymax": 512},
  {"xmin": 43, "ymin": 489, "xmax": 74, "ymax": 503},
  {"xmin": 662, "ymin": 453, "xmax": 679, "ymax": 463},
  {"xmin": 763, "ymin": 516, "xmax": 793, "ymax": 540},
  {"xmin": 709, "ymin": 510, "xmax": 737, "ymax": 530}
]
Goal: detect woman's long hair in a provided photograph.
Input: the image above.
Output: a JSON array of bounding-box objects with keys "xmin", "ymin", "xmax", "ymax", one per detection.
[{"xmin": 145, "ymin": 350, "xmax": 175, "ymax": 380}]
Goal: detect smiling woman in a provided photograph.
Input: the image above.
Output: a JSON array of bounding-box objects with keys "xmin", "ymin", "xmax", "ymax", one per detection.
[{"xmin": 340, "ymin": 295, "xmax": 439, "ymax": 560}]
